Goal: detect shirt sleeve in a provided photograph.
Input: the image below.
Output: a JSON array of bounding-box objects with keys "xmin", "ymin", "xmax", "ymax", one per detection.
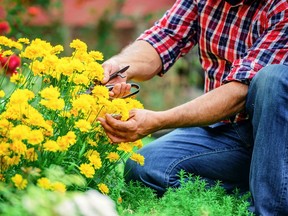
[
  {"xmin": 137, "ymin": 0, "xmax": 199, "ymax": 75},
  {"xmin": 224, "ymin": 1, "xmax": 288, "ymax": 84}
]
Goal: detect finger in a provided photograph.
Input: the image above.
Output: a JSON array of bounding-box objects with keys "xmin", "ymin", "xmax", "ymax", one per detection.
[
  {"xmin": 98, "ymin": 116, "xmax": 128, "ymax": 135},
  {"xmin": 105, "ymin": 132, "xmax": 127, "ymax": 143},
  {"xmin": 102, "ymin": 63, "xmax": 120, "ymax": 84},
  {"xmin": 105, "ymin": 114, "xmax": 133, "ymax": 132},
  {"xmin": 122, "ymin": 83, "xmax": 131, "ymax": 98},
  {"xmin": 109, "ymin": 82, "xmax": 130, "ymax": 98},
  {"xmin": 97, "ymin": 118, "xmax": 130, "ymax": 142}
]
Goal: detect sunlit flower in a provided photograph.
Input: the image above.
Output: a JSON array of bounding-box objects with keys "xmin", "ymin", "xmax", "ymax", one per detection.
[
  {"xmin": 130, "ymin": 153, "xmax": 145, "ymax": 166},
  {"xmin": 89, "ymin": 51, "xmax": 104, "ymax": 61},
  {"xmin": 39, "ymin": 85, "xmax": 60, "ymax": 100},
  {"xmin": 117, "ymin": 142, "xmax": 133, "ymax": 153},
  {"xmin": 65, "ymin": 131, "xmax": 77, "ymax": 145},
  {"xmin": 10, "ymin": 140, "xmax": 27, "ymax": 155},
  {"xmin": 17, "ymin": 38, "xmax": 30, "ymax": 44},
  {"xmin": 6, "ymin": 155, "xmax": 21, "ymax": 166},
  {"xmin": 37, "ymin": 177, "xmax": 52, "ymax": 190},
  {"xmin": 85, "ymin": 150, "xmax": 100, "ymax": 158},
  {"xmin": 91, "ymin": 85, "xmax": 109, "ymax": 100},
  {"xmin": 88, "ymin": 155, "xmax": 102, "ymax": 169},
  {"xmin": 0, "ymin": 142, "xmax": 10, "ymax": 156},
  {"xmin": 9, "ymin": 124, "xmax": 31, "ymax": 141},
  {"xmin": 132, "ymin": 140, "xmax": 144, "ymax": 149},
  {"xmin": 27, "ymin": 129, "xmax": 44, "ymax": 145},
  {"xmin": 87, "ymin": 138, "xmax": 97, "ymax": 147},
  {"xmin": 98, "ymin": 183, "xmax": 109, "ymax": 194},
  {"xmin": 40, "ymin": 98, "xmax": 65, "ymax": 111},
  {"xmin": 70, "ymin": 39, "xmax": 87, "ymax": 51},
  {"xmin": 52, "ymin": 181, "xmax": 66, "ymax": 193},
  {"xmin": 43, "ymin": 140, "xmax": 59, "ymax": 152},
  {"xmin": 106, "ymin": 152, "xmax": 120, "ymax": 162},
  {"xmin": 11, "ymin": 174, "xmax": 28, "ymax": 190},
  {"xmin": 0, "ymin": 90, "xmax": 5, "ymax": 98},
  {"xmin": 75, "ymin": 119, "xmax": 91, "ymax": 132},
  {"xmin": 25, "ymin": 148, "xmax": 38, "ymax": 162},
  {"xmin": 79, "ymin": 163, "xmax": 95, "ymax": 178}
]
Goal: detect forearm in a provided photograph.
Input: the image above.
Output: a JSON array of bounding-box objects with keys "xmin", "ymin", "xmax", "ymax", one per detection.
[
  {"xmin": 108, "ymin": 40, "xmax": 162, "ymax": 81},
  {"xmin": 154, "ymin": 81, "xmax": 248, "ymax": 130}
]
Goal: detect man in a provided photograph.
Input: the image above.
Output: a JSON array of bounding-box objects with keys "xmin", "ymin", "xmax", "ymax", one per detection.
[{"xmin": 97, "ymin": 0, "xmax": 288, "ymax": 215}]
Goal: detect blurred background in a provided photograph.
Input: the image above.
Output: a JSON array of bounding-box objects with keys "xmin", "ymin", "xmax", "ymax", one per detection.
[{"xmin": 0, "ymin": 0, "xmax": 204, "ymax": 118}]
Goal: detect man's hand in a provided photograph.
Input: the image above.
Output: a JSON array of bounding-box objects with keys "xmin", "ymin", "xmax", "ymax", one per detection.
[
  {"xmin": 97, "ymin": 109, "xmax": 161, "ymax": 143},
  {"xmin": 102, "ymin": 60, "xmax": 132, "ymax": 98}
]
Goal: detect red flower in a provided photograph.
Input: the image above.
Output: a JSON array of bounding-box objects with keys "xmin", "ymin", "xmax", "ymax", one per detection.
[
  {"xmin": 0, "ymin": 21, "xmax": 11, "ymax": 35},
  {"xmin": 27, "ymin": 6, "xmax": 41, "ymax": 17},
  {"xmin": 0, "ymin": 54, "xmax": 21, "ymax": 76}
]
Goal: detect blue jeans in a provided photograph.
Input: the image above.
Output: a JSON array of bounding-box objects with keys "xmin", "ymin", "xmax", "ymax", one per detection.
[{"xmin": 124, "ymin": 64, "xmax": 288, "ymax": 215}]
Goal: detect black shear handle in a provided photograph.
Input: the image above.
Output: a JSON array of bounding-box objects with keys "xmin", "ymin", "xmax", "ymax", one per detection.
[{"xmin": 106, "ymin": 83, "xmax": 140, "ymax": 99}]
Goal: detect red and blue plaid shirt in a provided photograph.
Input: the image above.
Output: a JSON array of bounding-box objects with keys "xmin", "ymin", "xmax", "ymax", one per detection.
[{"xmin": 138, "ymin": 0, "xmax": 288, "ymax": 122}]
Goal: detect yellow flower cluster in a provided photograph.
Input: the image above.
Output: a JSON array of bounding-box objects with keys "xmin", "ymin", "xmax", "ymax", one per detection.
[{"xmin": 0, "ymin": 36, "xmax": 145, "ymax": 195}]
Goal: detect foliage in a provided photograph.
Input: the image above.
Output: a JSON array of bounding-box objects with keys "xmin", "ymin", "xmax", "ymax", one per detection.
[
  {"xmin": 0, "ymin": 35, "xmax": 145, "ymax": 203},
  {"xmin": 118, "ymin": 171, "xmax": 253, "ymax": 216}
]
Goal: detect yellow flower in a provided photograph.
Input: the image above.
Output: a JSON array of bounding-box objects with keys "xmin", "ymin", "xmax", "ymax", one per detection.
[
  {"xmin": 106, "ymin": 152, "xmax": 120, "ymax": 162},
  {"xmin": 37, "ymin": 177, "xmax": 52, "ymax": 190},
  {"xmin": 17, "ymin": 38, "xmax": 30, "ymax": 44},
  {"xmin": 9, "ymin": 89, "xmax": 34, "ymax": 105},
  {"xmin": 88, "ymin": 155, "xmax": 102, "ymax": 169},
  {"xmin": 65, "ymin": 131, "xmax": 77, "ymax": 145},
  {"xmin": 71, "ymin": 94, "xmax": 95, "ymax": 114},
  {"xmin": 0, "ymin": 142, "xmax": 10, "ymax": 156},
  {"xmin": 6, "ymin": 155, "xmax": 21, "ymax": 166},
  {"xmin": 125, "ymin": 98, "xmax": 144, "ymax": 109},
  {"xmin": 0, "ymin": 90, "xmax": 5, "ymax": 98},
  {"xmin": 39, "ymin": 85, "xmax": 60, "ymax": 100},
  {"xmin": 70, "ymin": 39, "xmax": 87, "ymax": 51},
  {"xmin": 29, "ymin": 60, "xmax": 45, "ymax": 76},
  {"xmin": 130, "ymin": 153, "xmax": 145, "ymax": 166},
  {"xmin": 24, "ymin": 148, "xmax": 38, "ymax": 162},
  {"xmin": 40, "ymin": 98, "xmax": 65, "ymax": 111},
  {"xmin": 0, "ymin": 119, "xmax": 11, "ymax": 135},
  {"xmin": 2, "ymin": 50, "xmax": 13, "ymax": 56},
  {"xmin": 75, "ymin": 119, "xmax": 91, "ymax": 132},
  {"xmin": 11, "ymin": 174, "xmax": 28, "ymax": 190},
  {"xmin": 87, "ymin": 138, "xmax": 97, "ymax": 147},
  {"xmin": 51, "ymin": 181, "xmax": 66, "ymax": 193},
  {"xmin": 91, "ymin": 85, "xmax": 109, "ymax": 100},
  {"xmin": 117, "ymin": 142, "xmax": 133, "ymax": 153},
  {"xmin": 85, "ymin": 150, "xmax": 100, "ymax": 158},
  {"xmin": 89, "ymin": 51, "xmax": 104, "ymax": 61},
  {"xmin": 85, "ymin": 61, "xmax": 104, "ymax": 81},
  {"xmin": 27, "ymin": 129, "xmax": 44, "ymax": 145},
  {"xmin": 109, "ymin": 99, "xmax": 129, "ymax": 120},
  {"xmin": 10, "ymin": 140, "xmax": 27, "ymax": 155},
  {"xmin": 43, "ymin": 140, "xmax": 59, "ymax": 152},
  {"xmin": 98, "ymin": 183, "xmax": 109, "ymax": 195},
  {"xmin": 51, "ymin": 45, "xmax": 64, "ymax": 55},
  {"xmin": 20, "ymin": 38, "xmax": 53, "ymax": 59},
  {"xmin": 9, "ymin": 124, "xmax": 31, "ymax": 141},
  {"xmin": 79, "ymin": 163, "xmax": 95, "ymax": 178},
  {"xmin": 70, "ymin": 73, "xmax": 89, "ymax": 86},
  {"xmin": 132, "ymin": 140, "xmax": 143, "ymax": 149}
]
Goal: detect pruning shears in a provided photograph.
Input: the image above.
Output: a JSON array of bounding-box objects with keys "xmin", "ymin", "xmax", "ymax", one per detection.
[{"xmin": 86, "ymin": 65, "xmax": 140, "ymax": 98}]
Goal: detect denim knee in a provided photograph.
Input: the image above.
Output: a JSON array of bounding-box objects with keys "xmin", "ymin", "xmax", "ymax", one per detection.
[{"xmin": 246, "ymin": 64, "xmax": 288, "ymax": 118}]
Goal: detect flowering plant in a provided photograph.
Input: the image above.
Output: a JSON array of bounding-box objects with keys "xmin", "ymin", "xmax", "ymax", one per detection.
[{"xmin": 0, "ymin": 36, "xmax": 144, "ymax": 195}]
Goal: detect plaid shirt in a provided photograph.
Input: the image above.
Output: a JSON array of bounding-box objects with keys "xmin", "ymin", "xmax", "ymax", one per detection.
[{"xmin": 138, "ymin": 0, "xmax": 288, "ymax": 122}]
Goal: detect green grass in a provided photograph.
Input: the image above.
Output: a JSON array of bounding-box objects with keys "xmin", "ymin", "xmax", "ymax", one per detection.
[{"xmin": 117, "ymin": 171, "xmax": 253, "ymax": 216}]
